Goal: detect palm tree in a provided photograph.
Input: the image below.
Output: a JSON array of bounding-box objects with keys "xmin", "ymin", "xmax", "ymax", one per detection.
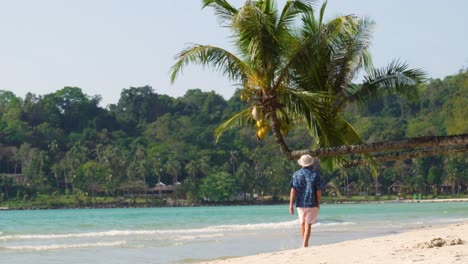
[
  {"xmin": 355, "ymin": 172, "xmax": 372, "ymax": 196},
  {"xmin": 171, "ymin": 0, "xmax": 425, "ymax": 169},
  {"xmin": 134, "ymin": 145, "xmax": 147, "ymax": 184},
  {"xmin": 152, "ymin": 156, "xmax": 164, "ymax": 184},
  {"xmin": 48, "ymin": 140, "xmax": 61, "ymax": 194},
  {"xmin": 1, "ymin": 173, "xmax": 10, "ymax": 201},
  {"xmin": 166, "ymin": 157, "xmax": 181, "ymax": 185},
  {"xmin": 108, "ymin": 146, "xmax": 130, "ymax": 187},
  {"xmin": 228, "ymin": 150, "xmax": 238, "ymax": 176},
  {"xmin": 185, "ymin": 160, "xmax": 199, "ymax": 179},
  {"xmin": 62, "ymin": 142, "xmax": 89, "ymax": 194},
  {"xmin": 184, "ymin": 160, "xmax": 200, "ymax": 202},
  {"xmin": 151, "ymin": 156, "xmax": 164, "ymax": 197},
  {"xmin": 327, "ymin": 177, "xmax": 342, "ymax": 199},
  {"xmin": 336, "ymin": 167, "xmax": 350, "ymax": 196},
  {"xmin": 443, "ymin": 154, "xmax": 467, "ymax": 196},
  {"xmin": 235, "ymin": 162, "xmax": 252, "ymax": 200},
  {"xmin": 198, "ymin": 156, "xmax": 211, "ymax": 178},
  {"xmin": 51, "ymin": 163, "xmax": 61, "ymax": 195}
]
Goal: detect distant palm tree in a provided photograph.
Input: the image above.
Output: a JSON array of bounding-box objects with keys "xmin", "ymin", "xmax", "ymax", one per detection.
[
  {"xmin": 327, "ymin": 177, "xmax": 343, "ymax": 199},
  {"xmin": 443, "ymin": 154, "xmax": 467, "ymax": 196},
  {"xmin": 228, "ymin": 150, "xmax": 238, "ymax": 176},
  {"xmin": 166, "ymin": 158, "xmax": 181, "ymax": 185},
  {"xmin": 356, "ymin": 173, "xmax": 372, "ymax": 196},
  {"xmin": 185, "ymin": 160, "xmax": 199, "ymax": 179},
  {"xmin": 48, "ymin": 140, "xmax": 61, "ymax": 194},
  {"xmin": 172, "ymin": 0, "xmax": 425, "ymax": 168},
  {"xmin": 235, "ymin": 162, "xmax": 252, "ymax": 200},
  {"xmin": 1, "ymin": 174, "xmax": 10, "ymax": 200},
  {"xmin": 63, "ymin": 142, "xmax": 89, "ymax": 193},
  {"xmin": 51, "ymin": 163, "xmax": 61, "ymax": 195},
  {"xmin": 151, "ymin": 156, "xmax": 164, "ymax": 184},
  {"xmin": 198, "ymin": 156, "xmax": 211, "ymax": 177},
  {"xmin": 134, "ymin": 145, "xmax": 147, "ymax": 184},
  {"xmin": 184, "ymin": 160, "xmax": 200, "ymax": 202},
  {"xmin": 336, "ymin": 167, "xmax": 350, "ymax": 196}
]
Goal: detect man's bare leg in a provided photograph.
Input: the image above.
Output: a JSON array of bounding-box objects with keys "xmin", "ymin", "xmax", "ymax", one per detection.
[
  {"xmin": 302, "ymin": 223, "xmax": 311, "ymax": 247},
  {"xmin": 300, "ymin": 223, "xmax": 305, "ymax": 240}
]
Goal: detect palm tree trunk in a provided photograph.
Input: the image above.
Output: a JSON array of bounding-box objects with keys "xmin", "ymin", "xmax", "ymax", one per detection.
[
  {"xmin": 290, "ymin": 134, "xmax": 468, "ymax": 167},
  {"xmin": 56, "ymin": 176, "xmax": 60, "ymax": 194},
  {"xmin": 375, "ymin": 171, "xmax": 380, "ymax": 195},
  {"xmin": 63, "ymin": 169, "xmax": 69, "ymax": 194},
  {"xmin": 343, "ymin": 144, "xmax": 468, "ymax": 167},
  {"xmin": 292, "ymin": 134, "xmax": 468, "ymax": 159},
  {"xmin": 2, "ymin": 175, "xmax": 9, "ymax": 201},
  {"xmin": 268, "ymin": 110, "xmax": 291, "ymax": 158}
]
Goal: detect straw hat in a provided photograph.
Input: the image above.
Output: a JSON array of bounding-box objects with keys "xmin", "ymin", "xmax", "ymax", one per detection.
[{"xmin": 297, "ymin": 154, "xmax": 314, "ymax": 167}]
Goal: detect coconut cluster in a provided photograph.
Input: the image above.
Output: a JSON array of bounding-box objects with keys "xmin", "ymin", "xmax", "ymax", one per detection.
[{"xmin": 252, "ymin": 106, "xmax": 269, "ymax": 139}]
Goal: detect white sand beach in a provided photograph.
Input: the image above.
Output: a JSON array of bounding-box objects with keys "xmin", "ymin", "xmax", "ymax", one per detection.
[{"xmin": 203, "ymin": 221, "xmax": 468, "ymax": 264}]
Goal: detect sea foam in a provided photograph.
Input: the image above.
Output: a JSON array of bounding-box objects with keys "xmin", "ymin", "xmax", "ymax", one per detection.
[
  {"xmin": 0, "ymin": 220, "xmax": 357, "ymax": 242},
  {"xmin": 2, "ymin": 241, "xmax": 127, "ymax": 251}
]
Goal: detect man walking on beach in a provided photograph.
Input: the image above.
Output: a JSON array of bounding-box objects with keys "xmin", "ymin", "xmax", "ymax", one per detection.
[{"xmin": 289, "ymin": 154, "xmax": 324, "ymax": 247}]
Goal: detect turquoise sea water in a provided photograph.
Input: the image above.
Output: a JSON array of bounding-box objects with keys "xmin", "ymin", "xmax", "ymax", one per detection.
[{"xmin": 1, "ymin": 202, "xmax": 467, "ymax": 264}]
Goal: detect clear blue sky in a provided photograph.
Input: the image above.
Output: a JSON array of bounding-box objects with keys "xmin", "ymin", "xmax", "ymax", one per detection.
[{"xmin": 1, "ymin": 0, "xmax": 467, "ymax": 106}]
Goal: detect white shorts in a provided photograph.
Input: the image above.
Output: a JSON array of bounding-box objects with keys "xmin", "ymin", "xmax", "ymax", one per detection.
[{"xmin": 297, "ymin": 207, "xmax": 319, "ymax": 225}]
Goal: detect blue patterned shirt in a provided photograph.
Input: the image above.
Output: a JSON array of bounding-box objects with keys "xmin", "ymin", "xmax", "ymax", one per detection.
[{"xmin": 290, "ymin": 167, "xmax": 324, "ymax": 208}]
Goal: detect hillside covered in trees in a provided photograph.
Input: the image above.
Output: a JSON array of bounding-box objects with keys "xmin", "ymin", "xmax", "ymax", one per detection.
[{"xmin": 0, "ymin": 70, "xmax": 467, "ymax": 207}]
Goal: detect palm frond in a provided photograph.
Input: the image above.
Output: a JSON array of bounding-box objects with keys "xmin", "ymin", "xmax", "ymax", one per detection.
[
  {"xmin": 331, "ymin": 16, "xmax": 375, "ymax": 94},
  {"xmin": 283, "ymin": 14, "xmax": 353, "ymax": 93},
  {"xmin": 170, "ymin": 45, "xmax": 247, "ymax": 83},
  {"xmin": 260, "ymin": 0, "xmax": 275, "ymax": 14},
  {"xmin": 272, "ymin": 7, "xmax": 326, "ymax": 91},
  {"xmin": 202, "ymin": 0, "xmax": 238, "ymax": 25},
  {"xmin": 315, "ymin": 116, "xmax": 368, "ymax": 172},
  {"xmin": 280, "ymin": 88, "xmax": 333, "ymax": 143},
  {"xmin": 334, "ymin": 116, "xmax": 364, "ymax": 145},
  {"xmin": 215, "ymin": 108, "xmax": 253, "ymax": 142},
  {"xmin": 232, "ymin": 2, "xmax": 280, "ymax": 76},
  {"xmin": 318, "ymin": 0, "xmax": 327, "ymax": 25},
  {"xmin": 277, "ymin": 0, "xmax": 315, "ymax": 30},
  {"xmin": 345, "ymin": 60, "xmax": 426, "ymax": 105},
  {"xmin": 320, "ymin": 155, "xmax": 349, "ymax": 173}
]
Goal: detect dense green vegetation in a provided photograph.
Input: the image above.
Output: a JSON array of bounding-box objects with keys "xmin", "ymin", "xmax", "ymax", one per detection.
[{"xmin": 0, "ymin": 70, "xmax": 467, "ymax": 208}]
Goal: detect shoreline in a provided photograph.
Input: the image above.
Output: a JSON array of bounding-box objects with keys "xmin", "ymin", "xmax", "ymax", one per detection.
[
  {"xmin": 1, "ymin": 198, "xmax": 468, "ymax": 211},
  {"xmin": 339, "ymin": 197, "xmax": 468, "ymax": 204},
  {"xmin": 202, "ymin": 221, "xmax": 468, "ymax": 264}
]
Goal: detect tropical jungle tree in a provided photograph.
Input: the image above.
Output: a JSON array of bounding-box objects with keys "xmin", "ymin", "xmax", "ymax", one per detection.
[
  {"xmin": 200, "ymin": 171, "xmax": 238, "ymax": 202},
  {"xmin": 171, "ymin": 0, "xmax": 425, "ymax": 169}
]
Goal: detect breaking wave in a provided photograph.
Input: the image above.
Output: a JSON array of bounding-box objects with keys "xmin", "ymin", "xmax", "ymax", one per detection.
[
  {"xmin": 2, "ymin": 241, "xmax": 127, "ymax": 251},
  {"xmin": 0, "ymin": 220, "xmax": 356, "ymax": 242}
]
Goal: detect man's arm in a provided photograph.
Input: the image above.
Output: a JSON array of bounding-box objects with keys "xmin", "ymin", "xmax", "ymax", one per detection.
[{"xmin": 289, "ymin": 188, "xmax": 296, "ymax": 215}]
